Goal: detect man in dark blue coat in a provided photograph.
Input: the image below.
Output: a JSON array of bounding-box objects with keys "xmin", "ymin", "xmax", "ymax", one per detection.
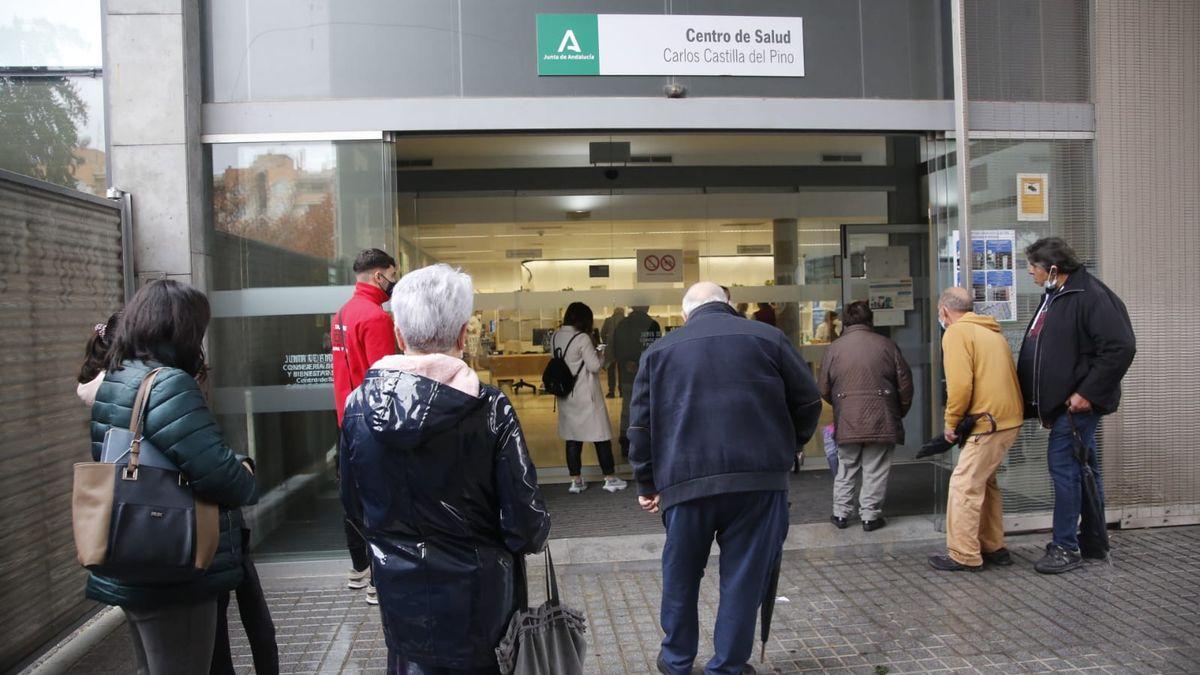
[{"xmin": 629, "ymin": 282, "xmax": 823, "ymax": 675}]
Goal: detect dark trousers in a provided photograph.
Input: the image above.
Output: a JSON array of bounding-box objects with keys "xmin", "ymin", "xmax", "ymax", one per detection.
[
  {"xmin": 338, "ymin": 433, "xmax": 371, "ymax": 574},
  {"xmin": 211, "ymin": 529, "xmax": 279, "ymax": 675},
  {"xmin": 388, "ymin": 652, "xmax": 500, "ymax": 674},
  {"xmin": 346, "ymin": 516, "xmax": 371, "ymax": 572},
  {"xmin": 565, "ymin": 440, "xmax": 615, "ymax": 476},
  {"xmin": 126, "ymin": 601, "xmax": 218, "ymax": 675},
  {"xmin": 606, "ymin": 362, "xmax": 617, "ymax": 394},
  {"xmin": 618, "ymin": 381, "xmax": 634, "ymax": 457},
  {"xmin": 1047, "ymin": 411, "xmax": 1106, "ymax": 552},
  {"xmin": 659, "ymin": 490, "xmax": 789, "ymax": 675}
]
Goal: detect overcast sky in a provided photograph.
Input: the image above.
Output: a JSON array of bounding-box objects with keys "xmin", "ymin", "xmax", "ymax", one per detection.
[{"xmin": 0, "ymin": 0, "xmax": 103, "ymax": 67}]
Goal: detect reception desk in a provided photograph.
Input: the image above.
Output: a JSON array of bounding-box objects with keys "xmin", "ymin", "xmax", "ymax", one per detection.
[{"xmin": 487, "ymin": 353, "xmax": 551, "ymax": 394}]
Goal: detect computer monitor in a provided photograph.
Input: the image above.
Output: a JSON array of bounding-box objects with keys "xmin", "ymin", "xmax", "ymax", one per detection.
[{"xmin": 531, "ymin": 328, "xmax": 554, "ymax": 352}]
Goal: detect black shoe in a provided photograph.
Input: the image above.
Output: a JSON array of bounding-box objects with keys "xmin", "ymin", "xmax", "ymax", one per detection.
[
  {"xmin": 1035, "ymin": 543, "xmax": 1083, "ymax": 574},
  {"xmin": 830, "ymin": 514, "xmax": 849, "ymax": 529},
  {"xmin": 982, "ymin": 548, "xmax": 1014, "ymax": 566},
  {"xmin": 928, "ymin": 554, "xmax": 982, "ymax": 572},
  {"xmin": 656, "ymin": 652, "xmax": 701, "ymax": 675},
  {"xmin": 606, "ymin": 392, "xmax": 615, "ymax": 398},
  {"xmin": 862, "ymin": 517, "xmax": 887, "ymax": 532}
]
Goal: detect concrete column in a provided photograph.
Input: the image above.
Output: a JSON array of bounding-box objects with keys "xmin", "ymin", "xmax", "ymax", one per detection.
[
  {"xmin": 104, "ymin": 0, "xmax": 207, "ymax": 289},
  {"xmin": 772, "ymin": 218, "xmax": 800, "ymax": 344}
]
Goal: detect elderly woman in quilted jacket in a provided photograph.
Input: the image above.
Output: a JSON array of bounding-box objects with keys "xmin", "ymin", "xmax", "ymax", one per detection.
[
  {"xmin": 818, "ymin": 300, "xmax": 914, "ymax": 533},
  {"xmin": 340, "ymin": 264, "xmax": 551, "ymax": 675},
  {"xmin": 89, "ymin": 280, "xmax": 258, "ymax": 675}
]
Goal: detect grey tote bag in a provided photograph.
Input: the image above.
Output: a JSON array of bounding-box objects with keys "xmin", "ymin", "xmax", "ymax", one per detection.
[{"xmin": 495, "ymin": 550, "xmax": 587, "ymax": 675}]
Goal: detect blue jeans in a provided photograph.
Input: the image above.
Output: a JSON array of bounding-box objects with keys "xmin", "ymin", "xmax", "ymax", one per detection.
[
  {"xmin": 1047, "ymin": 412, "xmax": 1106, "ymax": 551},
  {"xmin": 659, "ymin": 491, "xmax": 789, "ymax": 675}
]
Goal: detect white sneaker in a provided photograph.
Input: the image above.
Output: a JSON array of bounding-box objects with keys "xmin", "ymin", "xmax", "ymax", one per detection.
[
  {"xmin": 348, "ymin": 567, "xmax": 371, "ymax": 590},
  {"xmin": 568, "ymin": 479, "xmax": 587, "ymax": 494},
  {"xmin": 366, "ymin": 584, "xmax": 379, "ymax": 605},
  {"xmin": 603, "ymin": 476, "xmax": 628, "ymax": 493}
]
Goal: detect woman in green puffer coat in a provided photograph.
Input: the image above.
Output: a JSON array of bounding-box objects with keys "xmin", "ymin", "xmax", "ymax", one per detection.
[{"xmin": 89, "ymin": 280, "xmax": 258, "ymax": 675}]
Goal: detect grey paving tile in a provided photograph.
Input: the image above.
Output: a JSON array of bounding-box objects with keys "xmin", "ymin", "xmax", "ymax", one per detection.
[{"xmin": 58, "ymin": 526, "xmax": 1200, "ymax": 674}]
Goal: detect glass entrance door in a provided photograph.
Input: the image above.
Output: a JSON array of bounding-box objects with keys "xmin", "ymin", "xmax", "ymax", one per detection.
[{"xmin": 839, "ymin": 223, "xmax": 935, "ymax": 461}]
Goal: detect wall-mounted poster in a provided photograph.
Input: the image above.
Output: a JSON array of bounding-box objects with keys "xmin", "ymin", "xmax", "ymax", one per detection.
[
  {"xmin": 952, "ymin": 229, "xmax": 1018, "ymax": 321},
  {"xmin": 868, "ymin": 278, "xmax": 914, "ymax": 311},
  {"xmin": 1017, "ymin": 173, "xmax": 1049, "ymax": 221}
]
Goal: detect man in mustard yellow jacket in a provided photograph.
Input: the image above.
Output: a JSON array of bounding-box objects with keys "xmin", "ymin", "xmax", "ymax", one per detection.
[{"xmin": 928, "ymin": 287, "xmax": 1025, "ymax": 572}]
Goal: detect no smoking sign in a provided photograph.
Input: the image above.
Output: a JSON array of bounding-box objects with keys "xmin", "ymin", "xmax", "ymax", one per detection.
[{"xmin": 637, "ymin": 249, "xmax": 684, "ymax": 283}]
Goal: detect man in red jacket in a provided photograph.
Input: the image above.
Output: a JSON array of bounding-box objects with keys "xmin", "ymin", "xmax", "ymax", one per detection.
[{"xmin": 332, "ymin": 248, "xmax": 399, "ymax": 604}]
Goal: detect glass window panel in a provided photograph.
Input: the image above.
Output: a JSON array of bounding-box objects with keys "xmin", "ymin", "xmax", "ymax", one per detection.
[{"xmin": 0, "ymin": 75, "xmax": 106, "ymax": 194}]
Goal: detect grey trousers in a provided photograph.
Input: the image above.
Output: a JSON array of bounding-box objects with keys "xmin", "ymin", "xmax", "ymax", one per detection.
[
  {"xmin": 124, "ymin": 600, "xmax": 218, "ymax": 675},
  {"xmin": 833, "ymin": 443, "xmax": 895, "ymax": 521}
]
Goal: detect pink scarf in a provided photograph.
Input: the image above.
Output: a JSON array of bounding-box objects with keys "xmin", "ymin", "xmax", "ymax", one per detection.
[{"xmin": 371, "ymin": 354, "xmax": 480, "ymax": 397}]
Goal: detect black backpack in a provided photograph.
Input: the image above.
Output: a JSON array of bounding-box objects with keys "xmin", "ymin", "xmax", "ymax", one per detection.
[{"xmin": 542, "ymin": 332, "xmax": 585, "ymax": 397}]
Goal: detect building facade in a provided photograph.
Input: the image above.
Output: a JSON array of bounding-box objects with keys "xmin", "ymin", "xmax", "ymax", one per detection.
[{"xmin": 98, "ymin": 0, "xmax": 1200, "ymax": 555}]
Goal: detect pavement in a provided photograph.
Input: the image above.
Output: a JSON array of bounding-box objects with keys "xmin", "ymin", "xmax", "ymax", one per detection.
[
  {"xmin": 255, "ymin": 465, "xmax": 946, "ymax": 556},
  {"xmin": 44, "ymin": 525, "xmax": 1200, "ymax": 674}
]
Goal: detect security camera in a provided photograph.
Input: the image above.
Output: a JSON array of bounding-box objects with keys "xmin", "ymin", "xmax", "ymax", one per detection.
[{"xmin": 604, "ymin": 169, "xmax": 620, "ymax": 180}]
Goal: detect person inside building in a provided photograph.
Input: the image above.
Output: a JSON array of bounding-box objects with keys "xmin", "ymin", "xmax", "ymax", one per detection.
[
  {"xmin": 331, "ymin": 248, "xmax": 400, "ymax": 604},
  {"xmin": 88, "ymin": 280, "xmax": 260, "ymax": 675},
  {"xmin": 734, "ymin": 302, "xmax": 750, "ymax": 319},
  {"xmin": 612, "ymin": 305, "xmax": 662, "ymax": 458},
  {"xmin": 752, "ymin": 302, "xmax": 777, "ymax": 326},
  {"xmin": 819, "ymin": 301, "xmax": 913, "ymax": 532},
  {"xmin": 466, "ymin": 310, "xmax": 484, "ymax": 369},
  {"xmin": 630, "ymin": 282, "xmax": 822, "ymax": 675},
  {"xmin": 1018, "ymin": 237, "xmax": 1135, "ymax": 574},
  {"xmin": 339, "ymin": 264, "xmax": 551, "ymax": 674},
  {"xmin": 600, "ymin": 306, "xmax": 625, "ymax": 398},
  {"xmin": 552, "ymin": 302, "xmax": 627, "ymax": 494},
  {"xmin": 814, "ymin": 310, "xmax": 842, "ymax": 342},
  {"xmin": 927, "ymin": 287, "xmax": 1025, "ymax": 572}
]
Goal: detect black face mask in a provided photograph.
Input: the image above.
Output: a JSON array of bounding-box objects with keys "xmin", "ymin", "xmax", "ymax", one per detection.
[{"xmin": 379, "ymin": 274, "xmax": 397, "ymax": 297}]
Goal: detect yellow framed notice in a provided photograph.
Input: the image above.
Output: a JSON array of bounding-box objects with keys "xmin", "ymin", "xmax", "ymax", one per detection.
[{"xmin": 1017, "ymin": 173, "xmax": 1049, "ymax": 221}]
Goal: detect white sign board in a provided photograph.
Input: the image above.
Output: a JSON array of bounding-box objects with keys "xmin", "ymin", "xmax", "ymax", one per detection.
[
  {"xmin": 637, "ymin": 249, "xmax": 684, "ymax": 283},
  {"xmin": 865, "ymin": 246, "xmax": 911, "ymax": 279},
  {"xmin": 537, "ymin": 14, "xmax": 805, "ymax": 77}
]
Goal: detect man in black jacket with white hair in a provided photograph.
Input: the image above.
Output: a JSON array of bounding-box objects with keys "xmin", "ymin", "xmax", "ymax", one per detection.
[{"xmin": 1018, "ymin": 237, "xmax": 1135, "ymax": 574}]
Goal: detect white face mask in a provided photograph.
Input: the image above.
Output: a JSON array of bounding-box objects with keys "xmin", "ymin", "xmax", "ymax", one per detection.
[{"xmin": 1044, "ymin": 269, "xmax": 1060, "ymax": 291}]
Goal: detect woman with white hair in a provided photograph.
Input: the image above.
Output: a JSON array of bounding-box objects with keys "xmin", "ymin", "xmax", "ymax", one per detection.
[{"xmin": 339, "ymin": 264, "xmax": 551, "ymax": 674}]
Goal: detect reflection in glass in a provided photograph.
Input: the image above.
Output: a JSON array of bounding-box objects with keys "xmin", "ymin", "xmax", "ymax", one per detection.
[
  {"xmin": 210, "ymin": 141, "xmax": 393, "ymax": 290},
  {"xmin": 0, "ymin": 75, "xmax": 105, "ymax": 194},
  {"xmin": 205, "ymin": 141, "xmax": 394, "ymax": 551}
]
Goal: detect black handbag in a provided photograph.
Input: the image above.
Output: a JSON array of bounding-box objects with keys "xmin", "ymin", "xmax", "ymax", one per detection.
[
  {"xmin": 72, "ymin": 368, "xmax": 219, "ymax": 583},
  {"xmin": 495, "ymin": 549, "xmax": 588, "ymax": 675}
]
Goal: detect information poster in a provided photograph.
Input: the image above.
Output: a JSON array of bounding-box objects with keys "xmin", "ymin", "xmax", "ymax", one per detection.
[
  {"xmin": 952, "ymin": 229, "xmax": 1018, "ymax": 321},
  {"xmin": 1017, "ymin": 173, "xmax": 1049, "ymax": 221},
  {"xmin": 868, "ymin": 278, "xmax": 915, "ymax": 311}
]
